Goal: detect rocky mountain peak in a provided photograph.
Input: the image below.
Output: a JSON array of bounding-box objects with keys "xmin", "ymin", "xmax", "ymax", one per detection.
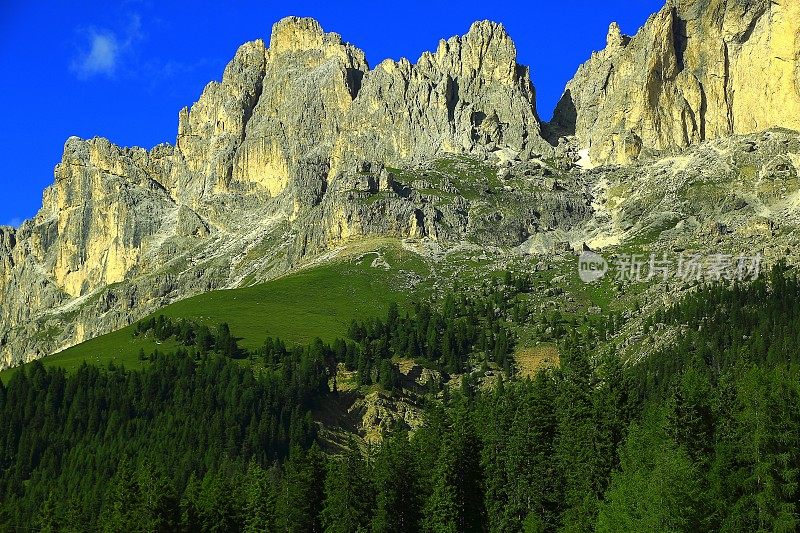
[
  {"xmin": 269, "ymin": 16, "xmax": 327, "ymax": 54},
  {"xmin": 331, "ymin": 18, "xmax": 549, "ymax": 172},
  {"xmin": 553, "ymin": 0, "xmax": 800, "ymax": 164},
  {"xmin": 267, "ymin": 16, "xmax": 368, "ymax": 69},
  {"xmin": 437, "ymin": 20, "xmax": 519, "ymax": 83},
  {"xmin": 605, "ymin": 22, "xmax": 628, "ymax": 48}
]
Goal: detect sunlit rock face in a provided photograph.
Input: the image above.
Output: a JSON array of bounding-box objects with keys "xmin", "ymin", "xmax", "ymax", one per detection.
[
  {"xmin": 2, "ymin": 3, "xmax": 800, "ymax": 369},
  {"xmin": 0, "ymin": 16, "xmax": 556, "ymax": 368},
  {"xmin": 331, "ymin": 20, "xmax": 550, "ymax": 173},
  {"xmin": 552, "ymin": 0, "xmax": 800, "ymax": 164}
]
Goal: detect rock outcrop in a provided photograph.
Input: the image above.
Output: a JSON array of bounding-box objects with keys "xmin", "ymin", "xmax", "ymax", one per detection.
[
  {"xmin": 332, "ymin": 20, "xmax": 550, "ymax": 172},
  {"xmin": 173, "ymin": 17, "xmax": 544, "ymax": 207},
  {"xmin": 552, "ymin": 0, "xmax": 800, "ymax": 164},
  {"xmin": 44, "ymin": 137, "xmax": 177, "ymax": 298}
]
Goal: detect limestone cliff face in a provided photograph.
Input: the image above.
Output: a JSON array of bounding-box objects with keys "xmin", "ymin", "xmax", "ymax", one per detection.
[
  {"xmin": 552, "ymin": 0, "xmax": 800, "ymax": 164},
  {"xmin": 2, "ymin": 5, "xmax": 799, "ymax": 369},
  {"xmin": 0, "ymin": 228, "xmax": 15, "ymax": 303},
  {"xmin": 165, "ymin": 17, "xmax": 544, "ymax": 204},
  {"xmin": 45, "ymin": 137, "xmax": 177, "ymax": 298},
  {"xmin": 236, "ymin": 18, "xmax": 367, "ymax": 205},
  {"xmin": 332, "ymin": 21, "xmax": 549, "ymax": 172},
  {"xmin": 0, "ymin": 136, "xmax": 190, "ymax": 363},
  {"xmin": 0, "ymin": 16, "xmax": 556, "ymax": 368},
  {"xmin": 173, "ymin": 20, "xmax": 366, "ymax": 204},
  {"xmin": 175, "ymin": 39, "xmax": 267, "ymax": 201}
]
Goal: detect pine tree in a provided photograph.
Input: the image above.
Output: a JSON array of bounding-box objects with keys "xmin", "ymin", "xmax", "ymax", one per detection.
[
  {"xmin": 321, "ymin": 444, "xmax": 374, "ymax": 533},
  {"xmin": 134, "ymin": 460, "xmax": 178, "ymax": 531},
  {"xmin": 506, "ymin": 372, "xmax": 561, "ymax": 531},
  {"xmin": 555, "ymin": 340, "xmax": 599, "ymax": 532},
  {"xmin": 276, "ymin": 445, "xmax": 325, "ymax": 532},
  {"xmin": 196, "ymin": 468, "xmax": 242, "ymax": 532},
  {"xmin": 426, "ymin": 319, "xmax": 439, "ymax": 361},
  {"xmin": 35, "ymin": 492, "xmax": 60, "ymax": 533},
  {"xmin": 101, "ymin": 456, "xmax": 140, "ymax": 533},
  {"xmin": 422, "ymin": 438, "xmax": 460, "ymax": 533},
  {"xmin": 597, "ymin": 415, "xmax": 703, "ymax": 532},
  {"xmin": 718, "ymin": 365, "xmax": 800, "ymax": 532},
  {"xmin": 243, "ymin": 461, "xmax": 276, "ymax": 533},
  {"xmin": 372, "ymin": 430, "xmax": 420, "ymax": 533},
  {"xmin": 423, "ymin": 404, "xmax": 485, "ymax": 532},
  {"xmin": 667, "ymin": 363, "xmax": 715, "ymax": 466}
]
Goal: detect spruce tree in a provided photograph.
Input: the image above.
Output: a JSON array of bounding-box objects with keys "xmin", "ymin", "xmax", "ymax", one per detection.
[
  {"xmin": 372, "ymin": 430, "xmax": 420, "ymax": 533},
  {"xmin": 321, "ymin": 444, "xmax": 374, "ymax": 533}
]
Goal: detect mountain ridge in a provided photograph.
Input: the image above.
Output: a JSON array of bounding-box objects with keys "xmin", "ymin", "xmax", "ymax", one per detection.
[{"xmin": 1, "ymin": 1, "xmax": 799, "ymax": 369}]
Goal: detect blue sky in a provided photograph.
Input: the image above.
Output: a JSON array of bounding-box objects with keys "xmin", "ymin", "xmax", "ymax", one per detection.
[{"xmin": 0, "ymin": 0, "xmax": 663, "ymax": 227}]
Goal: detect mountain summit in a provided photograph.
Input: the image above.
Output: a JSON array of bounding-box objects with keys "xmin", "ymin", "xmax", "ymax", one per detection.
[{"xmin": 552, "ymin": 0, "xmax": 800, "ymax": 164}]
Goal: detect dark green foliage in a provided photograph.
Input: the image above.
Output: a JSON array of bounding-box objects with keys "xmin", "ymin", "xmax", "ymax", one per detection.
[
  {"xmin": 322, "ymin": 443, "xmax": 375, "ymax": 533},
  {"xmin": 371, "ymin": 429, "xmax": 421, "ymax": 533},
  {"xmin": 4, "ymin": 265, "xmax": 800, "ymax": 531},
  {"xmin": 421, "ymin": 403, "xmax": 485, "ymax": 532},
  {"xmin": 596, "ymin": 414, "xmax": 703, "ymax": 532},
  {"xmin": 346, "ymin": 278, "xmax": 521, "ymax": 381},
  {"xmin": 276, "ymin": 445, "xmax": 325, "ymax": 532},
  {"xmin": 135, "ymin": 316, "xmax": 242, "ymax": 358},
  {"xmin": 0, "ymin": 347, "xmax": 326, "ymax": 530}
]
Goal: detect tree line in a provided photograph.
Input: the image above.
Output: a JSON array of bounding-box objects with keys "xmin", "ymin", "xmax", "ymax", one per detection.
[
  {"xmin": 134, "ymin": 271, "xmax": 532, "ymax": 392},
  {"xmin": 1, "ymin": 266, "xmax": 799, "ymax": 530}
]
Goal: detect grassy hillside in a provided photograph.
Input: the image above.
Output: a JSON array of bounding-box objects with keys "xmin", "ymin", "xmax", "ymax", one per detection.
[
  {"xmin": 2, "ymin": 235, "xmax": 637, "ymax": 384},
  {"xmin": 1, "ymin": 243, "xmax": 426, "ymax": 382}
]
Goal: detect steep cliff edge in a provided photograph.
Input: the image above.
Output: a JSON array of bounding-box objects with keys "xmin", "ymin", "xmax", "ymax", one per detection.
[
  {"xmin": 331, "ymin": 20, "xmax": 550, "ymax": 172},
  {"xmin": 552, "ymin": 0, "xmax": 800, "ymax": 164}
]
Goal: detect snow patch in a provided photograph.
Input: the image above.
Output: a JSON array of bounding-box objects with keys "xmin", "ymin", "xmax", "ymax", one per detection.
[{"xmin": 576, "ymin": 148, "xmax": 595, "ymax": 170}]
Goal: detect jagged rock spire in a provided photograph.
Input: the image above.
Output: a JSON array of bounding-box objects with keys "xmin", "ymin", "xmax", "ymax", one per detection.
[{"xmin": 553, "ymin": 0, "xmax": 800, "ymax": 164}]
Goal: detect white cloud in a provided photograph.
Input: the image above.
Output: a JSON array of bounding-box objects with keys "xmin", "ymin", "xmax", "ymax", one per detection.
[
  {"xmin": 71, "ymin": 15, "xmax": 143, "ymax": 80},
  {"xmin": 4, "ymin": 217, "xmax": 21, "ymax": 228},
  {"xmin": 72, "ymin": 31, "xmax": 120, "ymax": 78}
]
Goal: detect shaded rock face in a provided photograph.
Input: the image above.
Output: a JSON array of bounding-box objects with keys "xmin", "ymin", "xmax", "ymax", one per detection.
[{"xmin": 552, "ymin": 0, "xmax": 800, "ymax": 164}]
